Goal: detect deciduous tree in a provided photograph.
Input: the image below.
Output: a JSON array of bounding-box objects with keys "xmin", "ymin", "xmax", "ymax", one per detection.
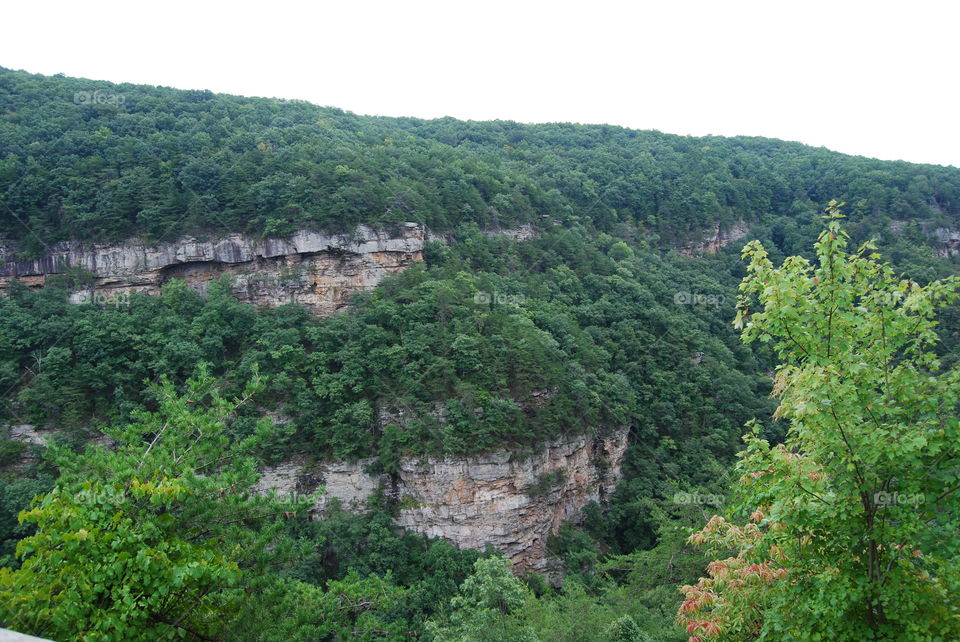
[{"xmin": 680, "ymin": 204, "xmax": 960, "ymax": 640}]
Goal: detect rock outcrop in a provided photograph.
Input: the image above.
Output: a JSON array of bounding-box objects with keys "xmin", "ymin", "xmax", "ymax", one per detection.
[
  {"xmin": 256, "ymin": 429, "xmax": 629, "ymax": 574},
  {"xmin": 482, "ymin": 224, "xmax": 538, "ymax": 242},
  {"xmin": 7, "ymin": 420, "xmax": 630, "ymax": 574},
  {"xmin": 425, "ymin": 223, "xmax": 540, "ymax": 245},
  {"xmin": 0, "ymin": 224, "xmax": 425, "ymax": 315},
  {"xmin": 678, "ymin": 220, "xmax": 751, "ymax": 256},
  {"xmin": 6, "ymin": 424, "xmax": 47, "ymax": 446},
  {"xmin": 3, "ymin": 424, "xmax": 113, "ymax": 472},
  {"xmin": 930, "ymin": 227, "xmax": 960, "ymax": 258},
  {"xmin": 888, "ymin": 220, "xmax": 960, "ymax": 258}
]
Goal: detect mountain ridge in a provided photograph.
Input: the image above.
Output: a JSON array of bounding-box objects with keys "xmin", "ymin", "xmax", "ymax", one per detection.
[{"xmin": 3, "ymin": 67, "xmax": 959, "ymax": 254}]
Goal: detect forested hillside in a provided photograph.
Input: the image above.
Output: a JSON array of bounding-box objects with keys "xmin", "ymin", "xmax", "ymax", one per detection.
[
  {"xmin": 2, "ymin": 67, "xmax": 959, "ymax": 251},
  {"xmin": 1, "ymin": 69, "xmax": 959, "ymax": 640}
]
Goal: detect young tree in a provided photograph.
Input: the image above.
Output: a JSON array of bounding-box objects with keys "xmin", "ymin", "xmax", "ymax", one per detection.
[
  {"xmin": 679, "ymin": 204, "xmax": 960, "ymax": 640},
  {"xmin": 605, "ymin": 614, "xmax": 651, "ymax": 642},
  {"xmin": 425, "ymin": 555, "xmax": 538, "ymax": 642},
  {"xmin": 0, "ymin": 366, "xmax": 314, "ymax": 640}
]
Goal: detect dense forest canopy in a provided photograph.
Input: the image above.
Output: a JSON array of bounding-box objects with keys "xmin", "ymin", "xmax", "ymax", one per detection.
[
  {"xmin": 1, "ymin": 69, "xmax": 959, "ymax": 640},
  {"xmin": 2, "ymin": 67, "xmax": 959, "ymax": 253}
]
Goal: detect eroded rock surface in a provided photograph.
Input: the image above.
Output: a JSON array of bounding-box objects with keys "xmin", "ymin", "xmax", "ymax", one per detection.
[
  {"xmin": 482, "ymin": 224, "xmax": 538, "ymax": 242},
  {"xmin": 0, "ymin": 224, "xmax": 425, "ymax": 315},
  {"xmin": 678, "ymin": 220, "xmax": 751, "ymax": 256},
  {"xmin": 930, "ymin": 227, "xmax": 960, "ymax": 257},
  {"xmin": 255, "ymin": 429, "xmax": 629, "ymax": 573},
  {"xmin": 888, "ymin": 220, "xmax": 960, "ymax": 258}
]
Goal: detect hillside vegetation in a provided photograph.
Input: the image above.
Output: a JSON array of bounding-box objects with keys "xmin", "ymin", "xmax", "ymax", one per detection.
[
  {"xmin": 2, "ymin": 67, "xmax": 959, "ymax": 251},
  {"xmin": 1, "ymin": 69, "xmax": 958, "ymax": 640}
]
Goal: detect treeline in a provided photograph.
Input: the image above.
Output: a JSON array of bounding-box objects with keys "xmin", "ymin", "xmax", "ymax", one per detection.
[
  {"xmin": 4, "ymin": 218, "xmax": 955, "ymax": 640},
  {"xmin": 2, "ymin": 367, "xmax": 708, "ymax": 641},
  {"xmin": 2, "ymin": 68, "xmax": 959, "ymax": 253},
  {"xmin": 2, "ymin": 69, "xmax": 959, "ymax": 639},
  {"xmin": 0, "ymin": 224, "xmax": 777, "ymax": 562}
]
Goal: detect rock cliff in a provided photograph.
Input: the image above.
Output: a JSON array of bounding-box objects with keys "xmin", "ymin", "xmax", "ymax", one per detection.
[
  {"xmin": 255, "ymin": 429, "xmax": 629, "ymax": 574},
  {"xmin": 888, "ymin": 220, "xmax": 960, "ymax": 258},
  {"xmin": 7, "ymin": 421, "xmax": 631, "ymax": 575},
  {"xmin": 931, "ymin": 227, "xmax": 960, "ymax": 258},
  {"xmin": 0, "ymin": 224, "xmax": 425, "ymax": 315},
  {"xmin": 678, "ymin": 220, "xmax": 751, "ymax": 257}
]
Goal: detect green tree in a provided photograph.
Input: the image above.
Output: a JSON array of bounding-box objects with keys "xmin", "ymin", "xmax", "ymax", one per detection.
[
  {"xmin": 680, "ymin": 204, "xmax": 960, "ymax": 640},
  {"xmin": 228, "ymin": 571, "xmax": 412, "ymax": 641},
  {"xmin": 605, "ymin": 614, "xmax": 651, "ymax": 641},
  {"xmin": 0, "ymin": 366, "xmax": 314, "ymax": 640},
  {"xmin": 426, "ymin": 555, "xmax": 538, "ymax": 642},
  {"xmin": 609, "ymin": 241, "xmax": 635, "ymax": 262}
]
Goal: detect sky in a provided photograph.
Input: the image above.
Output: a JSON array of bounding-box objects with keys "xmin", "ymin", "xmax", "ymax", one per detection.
[{"xmin": 3, "ymin": 0, "xmax": 958, "ymax": 167}]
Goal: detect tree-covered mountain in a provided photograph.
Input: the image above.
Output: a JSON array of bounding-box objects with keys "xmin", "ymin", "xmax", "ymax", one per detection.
[
  {"xmin": 1, "ymin": 69, "xmax": 959, "ymax": 640},
  {"xmin": 2, "ymin": 67, "xmax": 959, "ymax": 253}
]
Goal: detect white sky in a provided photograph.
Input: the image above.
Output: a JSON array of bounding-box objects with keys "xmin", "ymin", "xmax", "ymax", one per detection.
[{"xmin": 3, "ymin": 0, "xmax": 958, "ymax": 167}]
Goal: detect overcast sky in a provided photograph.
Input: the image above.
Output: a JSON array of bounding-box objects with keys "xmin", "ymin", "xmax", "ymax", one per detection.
[{"xmin": 3, "ymin": 0, "xmax": 958, "ymax": 167}]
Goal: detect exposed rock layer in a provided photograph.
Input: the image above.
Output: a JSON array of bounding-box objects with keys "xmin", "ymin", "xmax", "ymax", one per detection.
[
  {"xmin": 7, "ymin": 421, "xmax": 629, "ymax": 572},
  {"xmin": 678, "ymin": 220, "xmax": 751, "ymax": 256},
  {"xmin": 876, "ymin": 220, "xmax": 959, "ymax": 258},
  {"xmin": 0, "ymin": 225, "xmax": 425, "ymax": 315},
  {"xmin": 930, "ymin": 227, "xmax": 960, "ymax": 257},
  {"xmin": 256, "ymin": 429, "xmax": 629, "ymax": 573}
]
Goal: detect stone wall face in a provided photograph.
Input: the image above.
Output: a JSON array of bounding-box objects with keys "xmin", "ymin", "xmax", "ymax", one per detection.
[
  {"xmin": 255, "ymin": 429, "xmax": 630, "ymax": 573},
  {"xmin": 0, "ymin": 224, "xmax": 425, "ymax": 315},
  {"xmin": 931, "ymin": 227, "xmax": 960, "ymax": 257},
  {"xmin": 678, "ymin": 220, "xmax": 751, "ymax": 257}
]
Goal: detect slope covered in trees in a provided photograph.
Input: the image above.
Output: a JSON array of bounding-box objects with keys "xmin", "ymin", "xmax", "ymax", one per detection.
[
  {"xmin": 2, "ymin": 67, "xmax": 959, "ymax": 252},
  {"xmin": 1, "ymin": 70, "xmax": 959, "ymax": 640}
]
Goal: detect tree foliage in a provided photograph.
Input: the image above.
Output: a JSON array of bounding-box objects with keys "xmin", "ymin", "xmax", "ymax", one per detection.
[
  {"xmin": 0, "ymin": 367, "xmax": 314, "ymax": 640},
  {"xmin": 0, "ymin": 67, "xmax": 958, "ymax": 640},
  {"xmin": 425, "ymin": 556, "xmax": 538, "ymax": 642},
  {"xmin": 680, "ymin": 206, "xmax": 960, "ymax": 640},
  {"xmin": 3, "ymin": 68, "xmax": 960, "ymax": 250}
]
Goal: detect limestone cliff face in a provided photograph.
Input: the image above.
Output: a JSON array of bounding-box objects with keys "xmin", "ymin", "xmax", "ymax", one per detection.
[
  {"xmin": 888, "ymin": 220, "xmax": 960, "ymax": 258},
  {"xmin": 0, "ymin": 224, "xmax": 425, "ymax": 315},
  {"xmin": 7, "ymin": 421, "xmax": 631, "ymax": 573},
  {"xmin": 930, "ymin": 227, "xmax": 960, "ymax": 258},
  {"xmin": 678, "ymin": 220, "xmax": 751, "ymax": 257},
  {"xmin": 256, "ymin": 429, "xmax": 629, "ymax": 573}
]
